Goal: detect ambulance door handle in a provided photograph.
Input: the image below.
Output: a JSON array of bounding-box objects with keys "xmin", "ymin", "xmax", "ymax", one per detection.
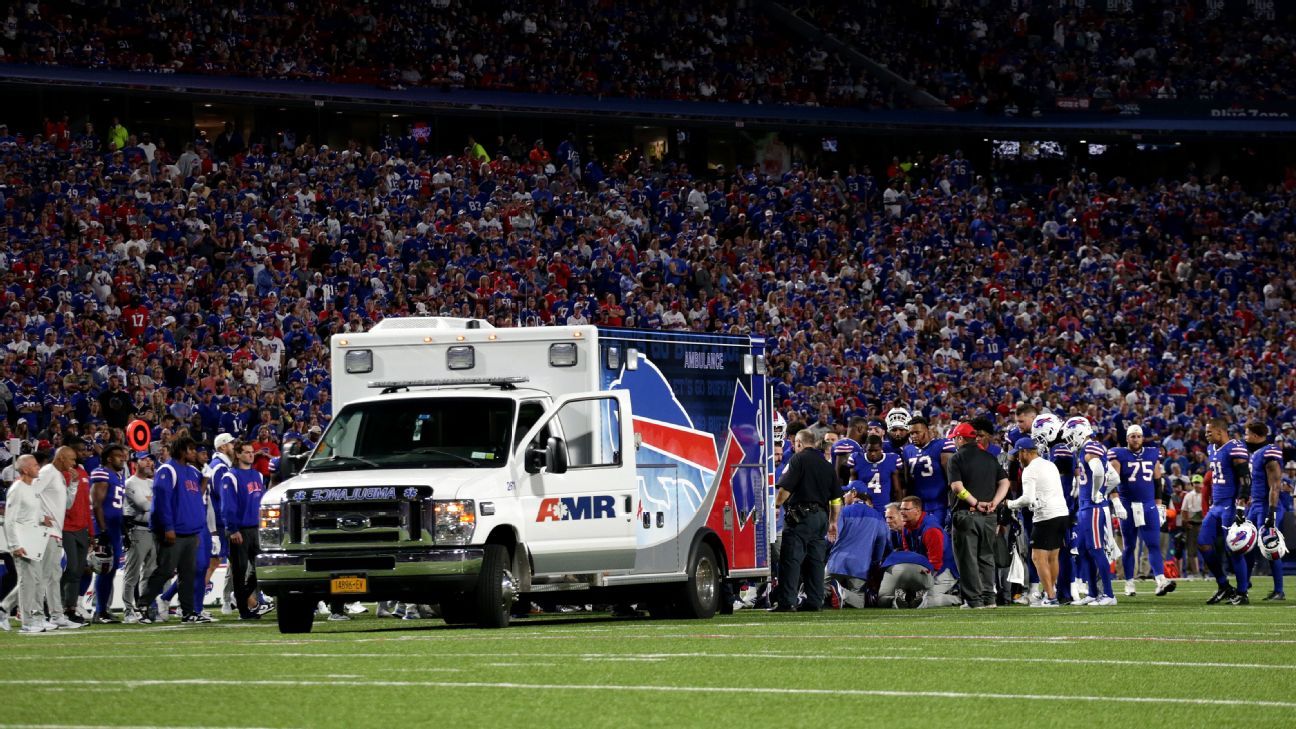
[{"xmin": 624, "ymin": 495, "xmax": 632, "ymax": 519}]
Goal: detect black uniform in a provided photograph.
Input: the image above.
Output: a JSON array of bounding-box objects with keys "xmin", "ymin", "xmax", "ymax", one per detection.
[
  {"xmin": 947, "ymin": 443, "xmax": 1009, "ymax": 608},
  {"xmin": 773, "ymin": 447, "xmax": 839, "ymax": 611}
]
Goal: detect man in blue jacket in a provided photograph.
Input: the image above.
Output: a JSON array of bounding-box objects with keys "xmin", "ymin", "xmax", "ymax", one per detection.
[
  {"xmin": 826, "ymin": 492, "xmax": 891, "ymax": 608},
  {"xmin": 223, "ymin": 440, "xmax": 267, "ymax": 619},
  {"xmin": 137, "ymin": 436, "xmax": 207, "ymax": 624}
]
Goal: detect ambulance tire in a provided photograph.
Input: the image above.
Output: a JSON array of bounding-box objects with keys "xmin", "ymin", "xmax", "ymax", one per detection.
[
  {"xmin": 277, "ymin": 595, "xmax": 315, "ymax": 634},
  {"xmin": 473, "ymin": 544, "xmax": 514, "ymax": 628},
  {"xmin": 679, "ymin": 543, "xmax": 721, "ymax": 619}
]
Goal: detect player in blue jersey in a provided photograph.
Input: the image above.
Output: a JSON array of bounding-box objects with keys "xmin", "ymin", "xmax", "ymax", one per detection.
[
  {"xmin": 1109, "ymin": 425, "xmax": 1176, "ymax": 597},
  {"xmin": 851, "ymin": 436, "xmax": 903, "ymax": 518},
  {"xmin": 1202, "ymin": 418, "xmax": 1252, "ymax": 605},
  {"xmin": 204, "ymin": 433, "xmax": 237, "ymax": 612},
  {"xmin": 1063, "ymin": 416, "xmax": 1119, "ymax": 606},
  {"xmin": 906, "ymin": 416, "xmax": 955, "ymax": 528},
  {"xmin": 884, "ymin": 407, "xmax": 911, "ymax": 454},
  {"xmin": 89, "ymin": 444, "xmax": 129, "ymax": 623},
  {"xmin": 1243, "ymin": 422, "xmax": 1285, "ymax": 600},
  {"xmin": 832, "ymin": 417, "xmax": 867, "ymax": 488}
]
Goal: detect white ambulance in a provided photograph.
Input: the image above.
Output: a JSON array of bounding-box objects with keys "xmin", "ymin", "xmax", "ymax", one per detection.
[{"xmin": 256, "ymin": 317, "xmax": 775, "ymax": 630}]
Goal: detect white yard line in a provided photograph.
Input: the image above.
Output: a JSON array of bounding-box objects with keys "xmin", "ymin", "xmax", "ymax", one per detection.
[{"xmin": 2, "ymin": 679, "xmax": 1292, "ymax": 710}]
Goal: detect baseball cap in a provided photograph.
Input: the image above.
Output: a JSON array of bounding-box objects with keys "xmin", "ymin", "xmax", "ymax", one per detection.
[
  {"xmin": 213, "ymin": 433, "xmax": 235, "ymax": 449},
  {"xmin": 1009, "ymin": 437, "xmax": 1037, "ymax": 456},
  {"xmin": 949, "ymin": 422, "xmax": 977, "ymax": 440},
  {"xmin": 1126, "ymin": 425, "xmax": 1143, "ymax": 437},
  {"xmin": 1191, "ymin": 474, "xmax": 1204, "ymax": 484},
  {"xmin": 1286, "ymin": 461, "xmax": 1296, "ymax": 471},
  {"xmin": 133, "ymin": 450, "xmax": 154, "ymax": 461}
]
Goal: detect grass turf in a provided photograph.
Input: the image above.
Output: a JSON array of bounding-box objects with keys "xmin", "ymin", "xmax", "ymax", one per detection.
[{"xmin": 2, "ymin": 580, "xmax": 1294, "ymax": 729}]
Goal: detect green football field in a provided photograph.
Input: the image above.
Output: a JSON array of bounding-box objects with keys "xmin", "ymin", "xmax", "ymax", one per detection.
[{"xmin": 2, "ymin": 580, "xmax": 1294, "ymax": 729}]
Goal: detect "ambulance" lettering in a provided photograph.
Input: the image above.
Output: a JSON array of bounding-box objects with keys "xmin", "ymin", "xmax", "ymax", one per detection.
[{"xmin": 536, "ymin": 495, "xmax": 617, "ymax": 522}]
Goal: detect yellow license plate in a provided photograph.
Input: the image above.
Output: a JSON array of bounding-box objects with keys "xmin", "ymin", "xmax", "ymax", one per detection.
[{"xmin": 329, "ymin": 576, "xmax": 368, "ymax": 595}]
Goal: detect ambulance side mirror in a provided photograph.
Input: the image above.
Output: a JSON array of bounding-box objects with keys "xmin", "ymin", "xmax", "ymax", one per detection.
[
  {"xmin": 546, "ymin": 436, "xmax": 568, "ymax": 475},
  {"xmin": 525, "ymin": 436, "xmax": 568, "ymax": 475}
]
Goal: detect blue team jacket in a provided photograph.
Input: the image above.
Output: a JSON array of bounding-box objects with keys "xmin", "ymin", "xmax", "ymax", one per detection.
[
  {"xmin": 151, "ymin": 460, "xmax": 207, "ymax": 536},
  {"xmin": 222, "ymin": 467, "xmax": 266, "ymax": 532}
]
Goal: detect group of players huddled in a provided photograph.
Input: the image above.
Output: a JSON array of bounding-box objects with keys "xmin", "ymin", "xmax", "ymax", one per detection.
[{"xmin": 790, "ymin": 403, "xmax": 1290, "ymax": 607}]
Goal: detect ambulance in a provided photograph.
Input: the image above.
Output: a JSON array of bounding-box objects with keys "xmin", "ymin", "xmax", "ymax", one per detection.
[{"xmin": 256, "ymin": 318, "xmax": 775, "ymax": 631}]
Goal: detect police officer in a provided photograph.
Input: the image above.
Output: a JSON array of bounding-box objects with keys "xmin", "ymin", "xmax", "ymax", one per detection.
[
  {"xmin": 947, "ymin": 422, "xmax": 1010, "ymax": 608},
  {"xmin": 769, "ymin": 428, "xmax": 841, "ymax": 612}
]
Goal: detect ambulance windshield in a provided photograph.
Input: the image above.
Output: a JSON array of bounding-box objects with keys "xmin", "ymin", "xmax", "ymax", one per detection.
[{"xmin": 305, "ymin": 397, "xmax": 516, "ymax": 470}]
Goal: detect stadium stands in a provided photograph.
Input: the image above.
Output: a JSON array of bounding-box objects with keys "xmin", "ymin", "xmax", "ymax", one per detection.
[
  {"xmin": 0, "ymin": 0, "xmax": 897, "ymax": 108},
  {"xmin": 1, "ymin": 115, "xmax": 1295, "ymax": 473}
]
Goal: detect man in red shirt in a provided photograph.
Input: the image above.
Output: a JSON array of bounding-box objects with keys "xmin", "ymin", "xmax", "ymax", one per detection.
[{"xmin": 62, "ymin": 437, "xmax": 97, "ymax": 625}]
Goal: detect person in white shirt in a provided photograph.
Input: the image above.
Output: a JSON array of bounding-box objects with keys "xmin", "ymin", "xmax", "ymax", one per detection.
[
  {"xmin": 2, "ymin": 455, "xmax": 46, "ymax": 631},
  {"xmin": 121, "ymin": 452, "xmax": 157, "ymax": 623},
  {"xmin": 1005, "ymin": 438, "xmax": 1068, "ymax": 607},
  {"xmin": 33, "ymin": 447, "xmax": 82, "ymax": 629},
  {"xmin": 1180, "ymin": 475, "xmax": 1204, "ymax": 578}
]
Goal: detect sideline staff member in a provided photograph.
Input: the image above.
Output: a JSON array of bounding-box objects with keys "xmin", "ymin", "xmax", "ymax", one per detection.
[
  {"xmin": 947, "ymin": 422, "xmax": 1009, "ymax": 608},
  {"xmin": 770, "ymin": 429, "xmax": 841, "ymax": 612},
  {"xmin": 1004, "ymin": 438, "xmax": 1067, "ymax": 606}
]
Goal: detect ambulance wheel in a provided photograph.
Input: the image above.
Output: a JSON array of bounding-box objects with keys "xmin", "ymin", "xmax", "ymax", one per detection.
[
  {"xmin": 277, "ymin": 595, "xmax": 315, "ymax": 634},
  {"xmin": 679, "ymin": 543, "xmax": 721, "ymax": 619},
  {"xmin": 473, "ymin": 544, "xmax": 515, "ymax": 628}
]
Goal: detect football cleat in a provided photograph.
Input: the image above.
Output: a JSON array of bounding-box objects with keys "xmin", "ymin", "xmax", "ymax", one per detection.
[
  {"xmin": 1262, "ymin": 592, "xmax": 1286, "ymax": 601},
  {"xmin": 1155, "ymin": 580, "xmax": 1176, "ymax": 596},
  {"xmin": 1229, "ymin": 592, "xmax": 1250, "ymax": 606},
  {"xmin": 1207, "ymin": 586, "xmax": 1236, "ymax": 605}
]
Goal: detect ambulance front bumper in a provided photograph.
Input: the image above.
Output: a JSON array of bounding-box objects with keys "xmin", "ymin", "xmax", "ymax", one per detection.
[{"xmin": 256, "ymin": 547, "xmax": 484, "ymax": 598}]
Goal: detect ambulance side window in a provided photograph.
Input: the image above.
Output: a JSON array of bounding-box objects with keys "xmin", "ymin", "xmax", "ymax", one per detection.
[
  {"xmin": 554, "ymin": 396, "xmax": 621, "ymax": 469},
  {"xmin": 515, "ymin": 400, "xmax": 548, "ymax": 449}
]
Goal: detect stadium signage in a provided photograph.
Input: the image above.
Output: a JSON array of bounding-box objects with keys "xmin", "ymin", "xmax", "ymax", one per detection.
[{"xmin": 1210, "ymin": 107, "xmax": 1290, "ymax": 119}]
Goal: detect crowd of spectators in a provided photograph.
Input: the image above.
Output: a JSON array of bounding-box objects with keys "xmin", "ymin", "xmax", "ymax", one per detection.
[
  {"xmin": 0, "ymin": 0, "xmax": 897, "ymax": 109},
  {"xmin": 1, "ymin": 111, "xmax": 1296, "ymax": 488},
  {"xmin": 801, "ymin": 0, "xmax": 1296, "ymax": 114}
]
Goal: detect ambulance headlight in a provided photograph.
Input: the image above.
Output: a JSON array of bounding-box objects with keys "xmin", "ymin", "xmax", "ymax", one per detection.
[
  {"xmin": 430, "ymin": 500, "xmax": 476, "ymax": 546},
  {"xmin": 259, "ymin": 505, "xmax": 283, "ymax": 550},
  {"xmin": 344, "ymin": 349, "xmax": 373, "ymax": 374},
  {"xmin": 447, "ymin": 345, "xmax": 475, "ymax": 370},
  {"xmin": 549, "ymin": 342, "xmax": 577, "ymax": 367}
]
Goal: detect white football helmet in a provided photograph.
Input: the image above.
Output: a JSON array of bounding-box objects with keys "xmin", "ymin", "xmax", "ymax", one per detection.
[
  {"xmin": 772, "ymin": 411, "xmax": 787, "ymax": 446},
  {"xmin": 1226, "ymin": 519, "xmax": 1259, "ymax": 554},
  {"xmin": 1259, "ymin": 525, "xmax": 1289, "ymax": 560},
  {"xmin": 1061, "ymin": 416, "xmax": 1094, "ymax": 452},
  {"xmin": 1031, "ymin": 413, "xmax": 1062, "ymax": 451},
  {"xmin": 885, "ymin": 407, "xmax": 911, "ymax": 431}
]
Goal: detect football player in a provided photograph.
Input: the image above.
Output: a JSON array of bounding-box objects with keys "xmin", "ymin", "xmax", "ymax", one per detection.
[
  {"xmin": 1109, "ymin": 425, "xmax": 1176, "ymax": 597},
  {"xmin": 90, "ymin": 444, "xmax": 129, "ymax": 623},
  {"xmin": 1064, "ymin": 416, "xmax": 1118, "ymax": 606},
  {"xmin": 884, "ymin": 407, "xmax": 911, "ymax": 454},
  {"xmin": 850, "ymin": 435, "xmax": 902, "ymax": 519},
  {"xmin": 1201, "ymin": 418, "xmax": 1251, "ymax": 605},
  {"xmin": 906, "ymin": 415, "xmax": 955, "ymax": 529},
  {"xmin": 832, "ymin": 417, "xmax": 867, "ymax": 488},
  {"xmin": 1243, "ymin": 422, "xmax": 1285, "ymax": 600}
]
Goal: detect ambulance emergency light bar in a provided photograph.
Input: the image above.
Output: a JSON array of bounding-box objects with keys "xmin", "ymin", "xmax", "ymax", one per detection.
[{"xmin": 367, "ymin": 376, "xmax": 531, "ymax": 391}]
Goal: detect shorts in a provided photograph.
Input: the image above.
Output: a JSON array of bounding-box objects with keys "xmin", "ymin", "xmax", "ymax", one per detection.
[{"xmin": 1031, "ymin": 515, "xmax": 1069, "ymax": 551}]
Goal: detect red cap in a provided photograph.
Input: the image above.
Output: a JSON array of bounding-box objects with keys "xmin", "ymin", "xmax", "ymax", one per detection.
[{"xmin": 949, "ymin": 422, "xmax": 977, "ymax": 439}]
